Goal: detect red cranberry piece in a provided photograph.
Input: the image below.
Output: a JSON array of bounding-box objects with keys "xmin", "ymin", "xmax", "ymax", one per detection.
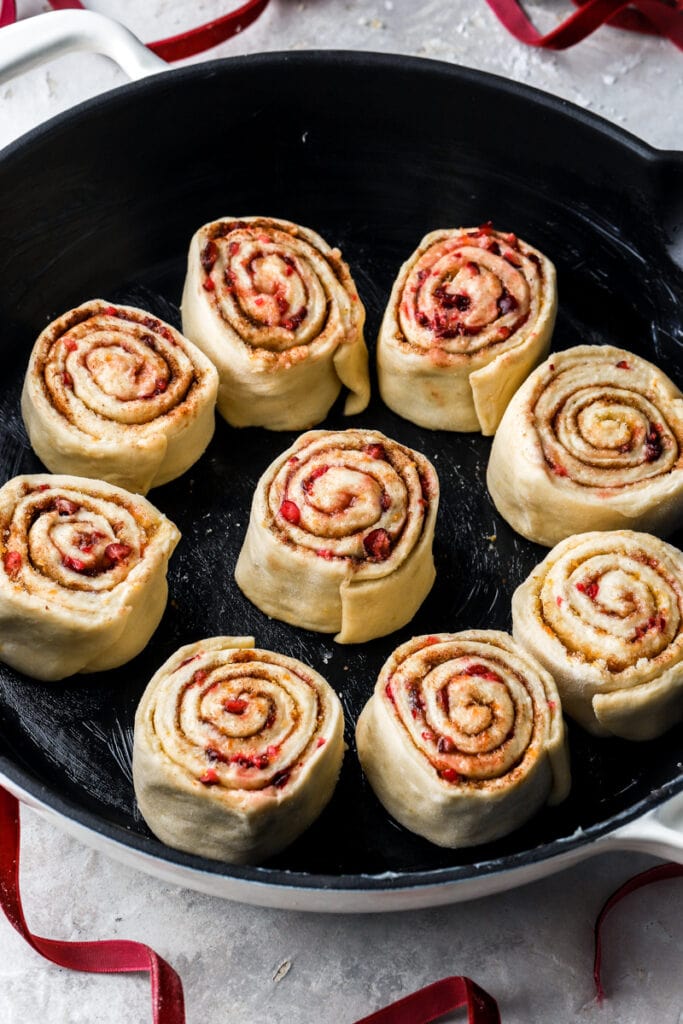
[
  {"xmin": 316, "ymin": 548, "xmax": 335, "ymax": 560},
  {"xmin": 385, "ymin": 681, "xmax": 396, "ymax": 705},
  {"xmin": 201, "ymin": 240, "xmax": 218, "ymax": 272},
  {"xmin": 364, "ymin": 443, "xmax": 386, "ymax": 460},
  {"xmin": 556, "ymin": 595, "xmax": 563, "ymax": 607},
  {"xmin": 104, "ymin": 543, "xmax": 132, "ymax": 567},
  {"xmin": 104, "ymin": 305, "xmax": 118, "ymax": 316},
  {"xmin": 199, "ymin": 769, "xmax": 219, "ymax": 786},
  {"xmin": 279, "ymin": 500, "xmax": 301, "ymax": 525},
  {"xmin": 55, "ymin": 497, "xmax": 79, "ymax": 516},
  {"xmin": 224, "ymin": 698, "xmax": 248, "ymax": 715},
  {"xmin": 477, "ymin": 221, "xmax": 495, "ymax": 235},
  {"xmin": 303, "ymin": 465, "xmax": 329, "ymax": 492},
  {"xmin": 363, "ymin": 528, "xmax": 392, "ymax": 561},
  {"xmin": 466, "ymin": 261, "xmax": 481, "ymax": 276},
  {"xmin": 439, "ymin": 768, "xmax": 460, "ymax": 783},
  {"xmin": 272, "ymin": 770, "xmax": 290, "ymax": 789},
  {"xmin": 644, "ymin": 423, "xmax": 663, "ymax": 463},
  {"xmin": 380, "ymin": 491, "xmax": 391, "ymax": 512},
  {"xmin": 316, "ymin": 737, "xmax": 327, "ymax": 748},
  {"xmin": 63, "ymin": 555, "xmax": 87, "ymax": 572},
  {"xmin": 3, "ymin": 551, "xmax": 21, "ymax": 577},
  {"xmin": 497, "ymin": 288, "xmax": 518, "ymax": 316},
  {"xmin": 282, "ymin": 306, "xmax": 307, "ymax": 331},
  {"xmin": 63, "ymin": 337, "xmax": 78, "ymax": 352},
  {"xmin": 437, "ymin": 736, "xmax": 455, "ymax": 754},
  {"xmin": 547, "ymin": 460, "xmax": 568, "ymax": 477},
  {"xmin": 616, "ymin": 360, "xmax": 631, "ymax": 370},
  {"xmin": 63, "ymin": 371, "xmax": 73, "ymax": 388},
  {"xmin": 576, "ymin": 580, "xmax": 599, "ymax": 600},
  {"xmin": 464, "ymin": 663, "xmax": 501, "ymax": 683},
  {"xmin": 192, "ymin": 669, "xmax": 209, "ymax": 687},
  {"xmin": 548, "ymin": 700, "xmax": 557, "ymax": 711},
  {"xmin": 202, "ymin": 277, "xmax": 215, "ymax": 292}
]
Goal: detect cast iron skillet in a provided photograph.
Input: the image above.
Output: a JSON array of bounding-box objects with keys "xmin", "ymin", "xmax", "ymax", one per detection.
[{"xmin": 0, "ymin": 42, "xmax": 682, "ymax": 908}]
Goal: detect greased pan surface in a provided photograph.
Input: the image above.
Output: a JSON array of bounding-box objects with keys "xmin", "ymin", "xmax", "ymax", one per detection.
[{"xmin": 0, "ymin": 52, "xmax": 681, "ymax": 900}]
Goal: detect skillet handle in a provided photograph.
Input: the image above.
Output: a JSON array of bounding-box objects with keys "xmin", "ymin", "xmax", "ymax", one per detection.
[
  {"xmin": 598, "ymin": 791, "xmax": 683, "ymax": 863},
  {"xmin": 0, "ymin": 10, "xmax": 165, "ymax": 86}
]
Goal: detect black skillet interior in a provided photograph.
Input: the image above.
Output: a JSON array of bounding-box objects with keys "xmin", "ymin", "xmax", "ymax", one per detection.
[{"xmin": 0, "ymin": 52, "xmax": 682, "ymax": 892}]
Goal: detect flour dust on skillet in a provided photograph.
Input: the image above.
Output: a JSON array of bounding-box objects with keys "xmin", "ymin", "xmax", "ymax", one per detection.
[{"xmin": 0, "ymin": 53, "xmax": 681, "ymax": 889}]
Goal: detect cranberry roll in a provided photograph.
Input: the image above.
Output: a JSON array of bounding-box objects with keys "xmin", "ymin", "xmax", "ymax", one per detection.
[
  {"xmin": 377, "ymin": 224, "xmax": 557, "ymax": 434},
  {"xmin": 181, "ymin": 216, "xmax": 370, "ymax": 430},
  {"xmin": 487, "ymin": 345, "xmax": 683, "ymax": 546},
  {"xmin": 513, "ymin": 531, "xmax": 683, "ymax": 740},
  {"xmin": 235, "ymin": 429, "xmax": 439, "ymax": 643},
  {"xmin": 133, "ymin": 637, "xmax": 345, "ymax": 863},
  {"xmin": 21, "ymin": 301, "xmax": 219, "ymax": 495},
  {"xmin": 0, "ymin": 475, "xmax": 180, "ymax": 680},
  {"xmin": 356, "ymin": 631, "xmax": 570, "ymax": 847}
]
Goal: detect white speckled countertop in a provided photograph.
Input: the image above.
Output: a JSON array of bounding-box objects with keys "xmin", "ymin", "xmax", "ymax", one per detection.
[{"xmin": 0, "ymin": 3, "xmax": 682, "ymax": 1023}]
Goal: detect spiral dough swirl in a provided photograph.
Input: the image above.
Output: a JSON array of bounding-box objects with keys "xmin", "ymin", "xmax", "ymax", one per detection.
[
  {"xmin": 356, "ymin": 631, "xmax": 569, "ymax": 848},
  {"xmin": 0, "ymin": 474, "xmax": 180, "ymax": 680},
  {"xmin": 133, "ymin": 637, "xmax": 344, "ymax": 863},
  {"xmin": 21, "ymin": 301, "xmax": 219, "ymax": 494},
  {"xmin": 235, "ymin": 429, "xmax": 439, "ymax": 643},
  {"xmin": 377, "ymin": 224, "xmax": 557, "ymax": 433},
  {"xmin": 181, "ymin": 216, "xmax": 370, "ymax": 430},
  {"xmin": 487, "ymin": 345, "xmax": 683, "ymax": 546},
  {"xmin": 512, "ymin": 530, "xmax": 683, "ymax": 739}
]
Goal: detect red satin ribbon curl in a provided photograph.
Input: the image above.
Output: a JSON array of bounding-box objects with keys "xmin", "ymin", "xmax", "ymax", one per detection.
[
  {"xmin": 593, "ymin": 861, "xmax": 683, "ymax": 1002},
  {"xmin": 484, "ymin": 0, "xmax": 683, "ymax": 50},
  {"xmin": 0, "ymin": 788, "xmax": 186, "ymax": 1024}
]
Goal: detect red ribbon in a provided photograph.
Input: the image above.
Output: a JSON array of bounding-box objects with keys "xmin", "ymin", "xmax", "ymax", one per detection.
[
  {"xmin": 593, "ymin": 860, "xmax": 683, "ymax": 1003},
  {"xmin": 2, "ymin": 785, "xmax": 683, "ymax": 1021},
  {"xmin": 0, "ymin": 0, "xmax": 272, "ymax": 59},
  {"xmin": 0, "ymin": 787, "xmax": 186, "ymax": 1024},
  {"xmin": 354, "ymin": 976, "xmax": 501, "ymax": 1023},
  {"xmin": 484, "ymin": 0, "xmax": 683, "ymax": 49}
]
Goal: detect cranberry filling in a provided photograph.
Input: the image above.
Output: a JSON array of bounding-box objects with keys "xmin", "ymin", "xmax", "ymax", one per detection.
[
  {"xmin": 464, "ymin": 663, "xmax": 501, "ymax": 683},
  {"xmin": 3, "ymin": 551, "xmax": 21, "ymax": 577},
  {"xmin": 55, "ymin": 498, "xmax": 79, "ymax": 516},
  {"xmin": 201, "ymin": 240, "xmax": 218, "ymax": 272},
  {"xmin": 439, "ymin": 768, "xmax": 460, "ymax": 783},
  {"xmin": 62, "ymin": 555, "xmax": 87, "ymax": 573},
  {"xmin": 192, "ymin": 669, "xmax": 209, "ymax": 687},
  {"xmin": 224, "ymin": 698, "xmax": 248, "ymax": 715},
  {"xmin": 644, "ymin": 423, "xmax": 663, "ymax": 463},
  {"xmin": 433, "ymin": 286, "xmax": 471, "ymax": 312},
  {"xmin": 272, "ymin": 770, "xmax": 290, "ymax": 789},
  {"xmin": 316, "ymin": 548, "xmax": 335, "ymax": 560},
  {"xmin": 202, "ymin": 278, "xmax": 215, "ymax": 292},
  {"xmin": 104, "ymin": 543, "xmax": 132, "ymax": 567},
  {"xmin": 303, "ymin": 465, "xmax": 329, "ymax": 493},
  {"xmin": 63, "ymin": 338, "xmax": 78, "ymax": 352},
  {"xmin": 199, "ymin": 769, "xmax": 219, "ymax": 786},
  {"xmin": 282, "ymin": 306, "xmax": 307, "ymax": 331},
  {"xmin": 437, "ymin": 736, "xmax": 455, "ymax": 754},
  {"xmin": 279, "ymin": 500, "xmax": 301, "ymax": 525},
  {"xmin": 363, "ymin": 528, "xmax": 392, "ymax": 561},
  {"xmin": 497, "ymin": 288, "xmax": 518, "ymax": 316},
  {"xmin": 576, "ymin": 580, "xmax": 599, "ymax": 600},
  {"xmin": 364, "ymin": 443, "xmax": 386, "ymax": 460}
]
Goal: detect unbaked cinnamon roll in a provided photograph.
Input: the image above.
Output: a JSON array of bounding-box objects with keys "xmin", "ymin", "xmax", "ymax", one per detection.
[
  {"xmin": 181, "ymin": 216, "xmax": 370, "ymax": 430},
  {"xmin": 235, "ymin": 429, "xmax": 439, "ymax": 643},
  {"xmin": 356, "ymin": 631, "xmax": 570, "ymax": 847},
  {"xmin": 133, "ymin": 637, "xmax": 345, "ymax": 863},
  {"xmin": 21, "ymin": 300, "xmax": 219, "ymax": 495},
  {"xmin": 487, "ymin": 345, "xmax": 683, "ymax": 546},
  {"xmin": 0, "ymin": 475, "xmax": 180, "ymax": 680},
  {"xmin": 512, "ymin": 530, "xmax": 683, "ymax": 740},
  {"xmin": 377, "ymin": 223, "xmax": 556, "ymax": 434}
]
